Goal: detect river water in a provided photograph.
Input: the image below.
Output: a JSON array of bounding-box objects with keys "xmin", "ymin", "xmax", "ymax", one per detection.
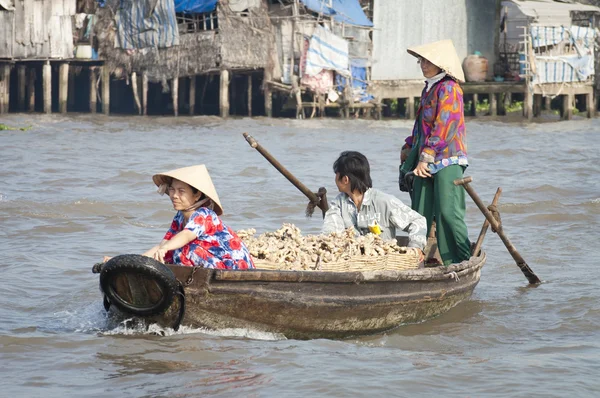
[{"xmin": 1, "ymin": 113, "xmax": 599, "ymax": 397}]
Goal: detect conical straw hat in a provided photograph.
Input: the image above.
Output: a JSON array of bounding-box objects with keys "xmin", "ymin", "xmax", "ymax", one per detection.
[
  {"xmin": 407, "ymin": 39, "xmax": 465, "ymax": 83},
  {"xmin": 152, "ymin": 164, "xmax": 223, "ymax": 215}
]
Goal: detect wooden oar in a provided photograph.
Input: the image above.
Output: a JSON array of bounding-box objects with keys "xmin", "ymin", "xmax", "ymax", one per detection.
[
  {"xmin": 454, "ymin": 176, "xmax": 541, "ymax": 285},
  {"xmin": 472, "ymin": 187, "xmax": 502, "ymax": 256},
  {"xmin": 243, "ymin": 133, "xmax": 329, "ymax": 218}
]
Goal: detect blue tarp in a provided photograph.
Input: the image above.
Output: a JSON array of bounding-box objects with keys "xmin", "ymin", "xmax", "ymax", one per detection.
[
  {"xmin": 336, "ymin": 63, "xmax": 374, "ymax": 103},
  {"xmin": 116, "ymin": 0, "xmax": 179, "ymax": 49},
  {"xmin": 174, "ymin": 0, "xmax": 217, "ymax": 13},
  {"xmin": 300, "ymin": 0, "xmax": 373, "ymax": 27}
]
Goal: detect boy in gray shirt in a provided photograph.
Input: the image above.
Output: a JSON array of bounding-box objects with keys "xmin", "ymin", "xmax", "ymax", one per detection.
[{"xmin": 322, "ymin": 151, "xmax": 427, "ymax": 256}]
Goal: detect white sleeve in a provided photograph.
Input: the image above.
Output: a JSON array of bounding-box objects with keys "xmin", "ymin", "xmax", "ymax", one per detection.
[
  {"xmin": 321, "ymin": 202, "xmax": 346, "ymax": 235},
  {"xmin": 388, "ymin": 198, "xmax": 427, "ymax": 250}
]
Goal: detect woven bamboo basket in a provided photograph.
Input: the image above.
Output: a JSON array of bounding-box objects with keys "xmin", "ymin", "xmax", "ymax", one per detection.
[{"xmin": 252, "ymin": 251, "xmax": 422, "ymax": 272}]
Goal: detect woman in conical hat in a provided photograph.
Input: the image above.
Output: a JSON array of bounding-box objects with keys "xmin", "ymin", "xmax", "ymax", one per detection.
[
  {"xmin": 141, "ymin": 164, "xmax": 254, "ymax": 269},
  {"xmin": 399, "ymin": 39, "xmax": 471, "ymax": 266}
]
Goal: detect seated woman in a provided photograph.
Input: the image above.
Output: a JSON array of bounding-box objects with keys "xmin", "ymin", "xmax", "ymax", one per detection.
[
  {"xmin": 322, "ymin": 151, "xmax": 427, "ymax": 258},
  {"xmin": 107, "ymin": 164, "xmax": 254, "ymax": 269}
]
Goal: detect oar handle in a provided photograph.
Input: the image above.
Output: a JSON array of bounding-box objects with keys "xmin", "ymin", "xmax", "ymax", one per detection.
[
  {"xmin": 454, "ymin": 176, "xmax": 541, "ymax": 284},
  {"xmin": 243, "ymin": 133, "xmax": 328, "ymax": 214}
]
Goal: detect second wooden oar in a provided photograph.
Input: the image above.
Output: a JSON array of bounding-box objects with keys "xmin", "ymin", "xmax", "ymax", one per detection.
[
  {"xmin": 454, "ymin": 176, "xmax": 541, "ymax": 285},
  {"xmin": 243, "ymin": 132, "xmax": 329, "ymax": 218}
]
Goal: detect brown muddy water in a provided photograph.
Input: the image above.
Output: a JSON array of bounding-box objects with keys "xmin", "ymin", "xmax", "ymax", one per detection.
[{"xmin": 0, "ymin": 113, "xmax": 599, "ymax": 397}]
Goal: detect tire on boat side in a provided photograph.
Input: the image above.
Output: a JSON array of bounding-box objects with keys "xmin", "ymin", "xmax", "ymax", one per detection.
[{"xmin": 100, "ymin": 254, "xmax": 179, "ymax": 317}]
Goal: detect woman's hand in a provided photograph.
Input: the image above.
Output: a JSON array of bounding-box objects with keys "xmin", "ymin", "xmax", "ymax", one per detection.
[
  {"xmin": 413, "ymin": 161, "xmax": 432, "ymax": 178},
  {"xmin": 102, "ymin": 256, "xmax": 112, "ymax": 263},
  {"xmin": 153, "ymin": 247, "xmax": 168, "ymax": 263}
]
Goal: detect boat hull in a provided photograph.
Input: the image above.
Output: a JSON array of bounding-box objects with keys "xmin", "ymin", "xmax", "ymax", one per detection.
[{"xmin": 125, "ymin": 252, "xmax": 486, "ymax": 339}]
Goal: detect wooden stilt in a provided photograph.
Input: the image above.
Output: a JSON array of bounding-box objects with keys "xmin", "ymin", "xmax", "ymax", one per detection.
[
  {"xmin": 18, "ymin": 65, "xmax": 26, "ymax": 111},
  {"xmin": 43, "ymin": 61, "xmax": 52, "ymax": 114},
  {"xmin": 131, "ymin": 72, "xmax": 141, "ymax": 115},
  {"xmin": 471, "ymin": 93, "xmax": 478, "ymax": 116},
  {"xmin": 524, "ymin": 87, "xmax": 533, "ymax": 121},
  {"xmin": 247, "ymin": 74, "xmax": 252, "ymax": 117},
  {"xmin": 200, "ymin": 75, "xmax": 209, "ymax": 115},
  {"xmin": 27, "ymin": 68, "xmax": 36, "ymax": 112},
  {"xmin": 544, "ymin": 95, "xmax": 551, "ymax": 111},
  {"xmin": 89, "ymin": 67, "xmax": 97, "ymax": 113},
  {"xmin": 101, "ymin": 65, "xmax": 110, "ymax": 115},
  {"xmin": 189, "ymin": 76, "xmax": 196, "ymax": 115},
  {"xmin": 0, "ymin": 65, "xmax": 5, "ymax": 114},
  {"xmin": 68, "ymin": 65, "xmax": 75, "ymax": 110},
  {"xmin": 319, "ymin": 93, "xmax": 325, "ymax": 118},
  {"xmin": 586, "ymin": 91, "xmax": 594, "ymax": 118},
  {"xmin": 533, "ymin": 94, "xmax": 542, "ymax": 117},
  {"xmin": 220, "ymin": 69, "xmax": 230, "ymax": 118},
  {"xmin": 230, "ymin": 73, "xmax": 236, "ymax": 115},
  {"xmin": 489, "ymin": 92, "xmax": 497, "ymax": 116},
  {"xmin": 407, "ymin": 96, "xmax": 415, "ymax": 120},
  {"xmin": 562, "ymin": 93, "xmax": 572, "ymax": 120},
  {"xmin": 58, "ymin": 63, "xmax": 69, "ymax": 113},
  {"xmin": 172, "ymin": 76, "xmax": 179, "ymax": 116},
  {"xmin": 263, "ymin": 68, "xmax": 272, "ymax": 117},
  {"xmin": 142, "ymin": 72, "xmax": 148, "ymax": 116}
]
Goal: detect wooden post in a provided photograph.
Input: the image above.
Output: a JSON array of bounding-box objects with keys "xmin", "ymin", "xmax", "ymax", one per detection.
[
  {"xmin": 247, "ymin": 74, "xmax": 252, "ymax": 117},
  {"xmin": 89, "ymin": 67, "xmax": 97, "ymax": 113},
  {"xmin": 544, "ymin": 95, "xmax": 551, "ymax": 111},
  {"xmin": 102, "ymin": 65, "xmax": 110, "ymax": 115},
  {"xmin": 263, "ymin": 68, "xmax": 272, "ymax": 117},
  {"xmin": 586, "ymin": 91, "xmax": 594, "ymax": 118},
  {"xmin": 220, "ymin": 69, "xmax": 229, "ymax": 118},
  {"xmin": 533, "ymin": 94, "xmax": 542, "ymax": 117},
  {"xmin": 28, "ymin": 67, "xmax": 36, "ymax": 112},
  {"xmin": 489, "ymin": 92, "xmax": 497, "ymax": 116},
  {"xmin": 189, "ymin": 76, "xmax": 196, "ymax": 115},
  {"xmin": 3, "ymin": 64, "xmax": 11, "ymax": 113},
  {"xmin": 68, "ymin": 65, "xmax": 75, "ymax": 110},
  {"xmin": 18, "ymin": 65, "xmax": 26, "ymax": 111},
  {"xmin": 524, "ymin": 86, "xmax": 533, "ymax": 121},
  {"xmin": 43, "ymin": 61, "xmax": 52, "ymax": 114},
  {"xmin": 58, "ymin": 63, "xmax": 69, "ymax": 113},
  {"xmin": 562, "ymin": 93, "xmax": 572, "ymax": 120},
  {"xmin": 230, "ymin": 73, "xmax": 236, "ymax": 115},
  {"xmin": 407, "ymin": 96, "xmax": 415, "ymax": 119},
  {"xmin": 142, "ymin": 72, "xmax": 148, "ymax": 116},
  {"xmin": 200, "ymin": 75, "xmax": 210, "ymax": 115},
  {"xmin": 172, "ymin": 76, "xmax": 179, "ymax": 116},
  {"xmin": 471, "ymin": 93, "xmax": 478, "ymax": 116},
  {"xmin": 131, "ymin": 72, "xmax": 141, "ymax": 115},
  {"xmin": 0, "ymin": 65, "xmax": 5, "ymax": 114}
]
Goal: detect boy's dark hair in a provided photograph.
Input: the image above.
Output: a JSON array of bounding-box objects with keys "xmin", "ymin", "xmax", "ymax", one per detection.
[{"xmin": 333, "ymin": 151, "xmax": 372, "ymax": 194}]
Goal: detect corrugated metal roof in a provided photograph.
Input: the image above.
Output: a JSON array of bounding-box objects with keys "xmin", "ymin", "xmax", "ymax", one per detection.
[{"xmin": 507, "ymin": 0, "xmax": 600, "ymax": 20}]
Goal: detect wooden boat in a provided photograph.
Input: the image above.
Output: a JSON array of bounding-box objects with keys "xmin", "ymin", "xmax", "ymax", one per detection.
[{"xmin": 93, "ymin": 248, "xmax": 486, "ymax": 340}]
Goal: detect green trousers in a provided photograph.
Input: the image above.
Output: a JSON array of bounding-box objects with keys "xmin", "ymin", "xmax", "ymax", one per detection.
[{"xmin": 412, "ymin": 165, "xmax": 471, "ymax": 265}]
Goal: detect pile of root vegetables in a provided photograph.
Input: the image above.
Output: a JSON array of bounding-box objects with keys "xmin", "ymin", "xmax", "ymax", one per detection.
[{"xmin": 237, "ymin": 223, "xmax": 413, "ymax": 270}]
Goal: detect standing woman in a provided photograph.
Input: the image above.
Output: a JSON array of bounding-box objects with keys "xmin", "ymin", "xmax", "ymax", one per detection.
[{"xmin": 399, "ymin": 39, "xmax": 471, "ymax": 266}]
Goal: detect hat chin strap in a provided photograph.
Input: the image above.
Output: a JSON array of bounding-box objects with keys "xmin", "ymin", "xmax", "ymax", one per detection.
[{"xmin": 184, "ymin": 197, "xmax": 213, "ymax": 212}]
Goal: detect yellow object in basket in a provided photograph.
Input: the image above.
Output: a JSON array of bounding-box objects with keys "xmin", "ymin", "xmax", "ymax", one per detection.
[{"xmin": 368, "ymin": 220, "xmax": 382, "ymax": 235}]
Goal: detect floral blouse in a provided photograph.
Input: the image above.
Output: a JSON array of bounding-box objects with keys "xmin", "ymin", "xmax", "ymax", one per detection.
[
  {"xmin": 405, "ymin": 77, "xmax": 468, "ymax": 174},
  {"xmin": 163, "ymin": 208, "xmax": 254, "ymax": 269}
]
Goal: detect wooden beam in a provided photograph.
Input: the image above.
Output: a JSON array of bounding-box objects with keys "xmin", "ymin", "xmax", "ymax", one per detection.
[
  {"xmin": 587, "ymin": 91, "xmax": 594, "ymax": 118},
  {"xmin": 263, "ymin": 69, "xmax": 272, "ymax": 117},
  {"xmin": 89, "ymin": 66, "xmax": 97, "ymax": 114},
  {"xmin": 247, "ymin": 74, "xmax": 252, "ymax": 117},
  {"xmin": 524, "ymin": 87, "xmax": 533, "ymax": 121},
  {"xmin": 27, "ymin": 68, "xmax": 36, "ymax": 112},
  {"xmin": 18, "ymin": 65, "xmax": 26, "ymax": 111},
  {"xmin": 142, "ymin": 72, "xmax": 148, "ymax": 116},
  {"xmin": 471, "ymin": 93, "xmax": 478, "ymax": 116},
  {"xmin": 58, "ymin": 63, "xmax": 69, "ymax": 113},
  {"xmin": 407, "ymin": 96, "xmax": 415, "ymax": 120},
  {"xmin": 172, "ymin": 76, "xmax": 179, "ymax": 117},
  {"xmin": 220, "ymin": 70, "xmax": 229, "ymax": 118},
  {"xmin": 562, "ymin": 93, "xmax": 572, "ymax": 120},
  {"xmin": 131, "ymin": 72, "xmax": 141, "ymax": 115},
  {"xmin": 189, "ymin": 76, "xmax": 196, "ymax": 115},
  {"xmin": 102, "ymin": 65, "xmax": 110, "ymax": 115},
  {"xmin": 489, "ymin": 92, "xmax": 497, "ymax": 116},
  {"xmin": 43, "ymin": 61, "xmax": 52, "ymax": 114}
]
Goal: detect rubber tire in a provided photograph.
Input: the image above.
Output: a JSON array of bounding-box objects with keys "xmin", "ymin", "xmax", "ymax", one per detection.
[{"xmin": 100, "ymin": 254, "xmax": 179, "ymax": 317}]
